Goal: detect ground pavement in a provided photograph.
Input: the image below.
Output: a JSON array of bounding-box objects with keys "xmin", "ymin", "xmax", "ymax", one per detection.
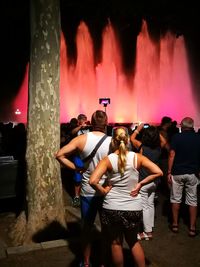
[{"xmin": 0, "ymin": 189, "xmax": 200, "ymax": 267}]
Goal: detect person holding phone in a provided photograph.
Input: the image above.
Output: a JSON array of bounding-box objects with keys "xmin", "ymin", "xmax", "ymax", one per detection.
[{"xmin": 130, "ymin": 124, "xmax": 165, "ymax": 240}]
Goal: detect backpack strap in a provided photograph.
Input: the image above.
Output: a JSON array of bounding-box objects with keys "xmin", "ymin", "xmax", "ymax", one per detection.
[{"xmin": 82, "ymin": 134, "xmax": 108, "ymax": 163}]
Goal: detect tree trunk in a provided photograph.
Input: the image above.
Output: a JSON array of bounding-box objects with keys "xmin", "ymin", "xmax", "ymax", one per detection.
[{"xmin": 10, "ymin": 0, "xmax": 66, "ymax": 245}]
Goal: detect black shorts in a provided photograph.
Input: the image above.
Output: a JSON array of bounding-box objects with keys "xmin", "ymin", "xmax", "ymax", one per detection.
[{"xmin": 101, "ymin": 208, "xmax": 142, "ymax": 248}]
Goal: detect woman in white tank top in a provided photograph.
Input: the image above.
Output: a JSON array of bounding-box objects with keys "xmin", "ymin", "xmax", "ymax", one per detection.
[{"xmin": 89, "ymin": 127, "xmax": 163, "ymax": 267}]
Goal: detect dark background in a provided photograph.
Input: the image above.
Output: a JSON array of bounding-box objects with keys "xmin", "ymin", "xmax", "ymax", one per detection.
[{"xmin": 1, "ymin": 0, "xmax": 200, "ymax": 116}]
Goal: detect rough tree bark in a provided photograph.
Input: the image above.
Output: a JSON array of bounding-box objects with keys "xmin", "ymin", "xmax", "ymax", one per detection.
[{"xmin": 10, "ymin": 0, "xmax": 66, "ymax": 245}]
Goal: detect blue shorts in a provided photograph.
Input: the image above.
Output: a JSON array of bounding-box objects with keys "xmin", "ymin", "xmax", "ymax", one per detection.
[
  {"xmin": 80, "ymin": 196, "xmax": 103, "ymax": 226},
  {"xmin": 80, "ymin": 196, "xmax": 104, "ymax": 259},
  {"xmin": 72, "ymin": 155, "xmax": 84, "ymax": 183}
]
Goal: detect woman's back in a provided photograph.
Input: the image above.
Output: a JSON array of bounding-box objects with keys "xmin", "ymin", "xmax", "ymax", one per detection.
[
  {"xmin": 103, "ymin": 151, "xmax": 142, "ymax": 211},
  {"xmin": 139, "ymin": 145, "xmax": 161, "ymax": 181}
]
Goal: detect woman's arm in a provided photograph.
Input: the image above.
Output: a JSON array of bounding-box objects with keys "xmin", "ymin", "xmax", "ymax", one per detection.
[
  {"xmin": 130, "ymin": 153, "xmax": 163, "ymax": 196},
  {"xmin": 130, "ymin": 124, "xmax": 144, "ymax": 151},
  {"xmin": 89, "ymin": 157, "xmax": 112, "ymax": 195}
]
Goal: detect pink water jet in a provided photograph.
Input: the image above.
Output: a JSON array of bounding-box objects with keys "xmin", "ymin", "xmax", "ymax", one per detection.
[{"xmin": 13, "ymin": 20, "xmax": 199, "ymax": 126}]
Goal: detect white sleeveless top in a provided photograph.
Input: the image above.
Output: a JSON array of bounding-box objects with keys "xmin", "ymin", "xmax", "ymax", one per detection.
[
  {"xmin": 80, "ymin": 132, "xmax": 112, "ymax": 197},
  {"xmin": 103, "ymin": 152, "xmax": 142, "ymax": 211}
]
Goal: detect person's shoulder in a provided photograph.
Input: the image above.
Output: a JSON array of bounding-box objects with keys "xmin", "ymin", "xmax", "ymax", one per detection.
[
  {"xmin": 90, "ymin": 131, "xmax": 110, "ymax": 137},
  {"xmin": 127, "ymin": 151, "xmax": 136, "ymax": 159},
  {"xmin": 108, "ymin": 152, "xmax": 117, "ymax": 159},
  {"xmin": 128, "ymin": 151, "xmax": 135, "ymax": 155},
  {"xmin": 72, "ymin": 133, "xmax": 87, "ymax": 142}
]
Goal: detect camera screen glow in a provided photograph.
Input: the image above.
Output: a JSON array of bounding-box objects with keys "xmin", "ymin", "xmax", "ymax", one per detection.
[{"xmin": 99, "ymin": 98, "xmax": 110, "ymax": 105}]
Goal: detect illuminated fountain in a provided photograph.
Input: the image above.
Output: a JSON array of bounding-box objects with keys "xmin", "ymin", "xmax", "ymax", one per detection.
[{"xmin": 13, "ymin": 20, "xmax": 199, "ymax": 126}]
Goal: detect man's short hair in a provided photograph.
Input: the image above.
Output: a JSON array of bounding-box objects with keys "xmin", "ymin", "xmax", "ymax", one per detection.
[
  {"xmin": 91, "ymin": 110, "xmax": 108, "ymax": 131},
  {"xmin": 161, "ymin": 116, "xmax": 172, "ymax": 125},
  {"xmin": 181, "ymin": 117, "xmax": 194, "ymax": 129},
  {"xmin": 77, "ymin": 114, "xmax": 87, "ymax": 121}
]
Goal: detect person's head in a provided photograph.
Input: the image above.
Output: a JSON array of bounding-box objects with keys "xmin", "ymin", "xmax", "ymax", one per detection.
[
  {"xmin": 161, "ymin": 116, "xmax": 172, "ymax": 125},
  {"xmin": 70, "ymin": 117, "xmax": 78, "ymax": 127},
  {"xmin": 141, "ymin": 126, "xmax": 160, "ymax": 149},
  {"xmin": 160, "ymin": 116, "xmax": 172, "ymax": 129},
  {"xmin": 91, "ymin": 110, "xmax": 108, "ymax": 132},
  {"xmin": 111, "ymin": 126, "xmax": 129, "ymax": 175},
  {"xmin": 77, "ymin": 114, "xmax": 87, "ymax": 126},
  {"xmin": 181, "ymin": 117, "xmax": 194, "ymax": 131},
  {"xmin": 172, "ymin": 120, "xmax": 177, "ymax": 127}
]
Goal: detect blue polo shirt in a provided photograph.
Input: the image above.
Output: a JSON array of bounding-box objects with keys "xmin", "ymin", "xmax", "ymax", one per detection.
[{"xmin": 170, "ymin": 130, "xmax": 200, "ymax": 175}]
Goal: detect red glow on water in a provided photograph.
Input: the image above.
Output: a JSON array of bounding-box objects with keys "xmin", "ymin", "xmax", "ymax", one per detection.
[
  {"xmin": 133, "ymin": 21, "xmax": 196, "ymax": 124},
  {"xmin": 60, "ymin": 23, "xmax": 97, "ymax": 121},
  {"xmin": 13, "ymin": 20, "xmax": 199, "ymax": 126}
]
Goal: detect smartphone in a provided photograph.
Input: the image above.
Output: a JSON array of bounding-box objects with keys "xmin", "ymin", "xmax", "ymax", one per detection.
[{"xmin": 143, "ymin": 124, "xmax": 150, "ymax": 128}]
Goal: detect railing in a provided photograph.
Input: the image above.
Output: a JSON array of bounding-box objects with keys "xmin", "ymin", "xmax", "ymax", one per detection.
[{"xmin": 0, "ymin": 156, "xmax": 18, "ymax": 199}]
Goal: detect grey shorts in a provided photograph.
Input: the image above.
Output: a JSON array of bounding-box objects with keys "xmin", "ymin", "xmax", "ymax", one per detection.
[{"xmin": 170, "ymin": 174, "xmax": 198, "ymax": 206}]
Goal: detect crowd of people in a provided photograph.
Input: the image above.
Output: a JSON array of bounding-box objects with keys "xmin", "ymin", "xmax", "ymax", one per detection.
[
  {"xmin": 1, "ymin": 113, "xmax": 200, "ymax": 267},
  {"xmin": 56, "ymin": 113, "xmax": 200, "ymax": 267}
]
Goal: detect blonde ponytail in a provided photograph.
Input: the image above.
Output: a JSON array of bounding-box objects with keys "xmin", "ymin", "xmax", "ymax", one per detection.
[
  {"xmin": 118, "ymin": 139, "xmax": 127, "ymax": 175},
  {"xmin": 111, "ymin": 127, "xmax": 129, "ymax": 175}
]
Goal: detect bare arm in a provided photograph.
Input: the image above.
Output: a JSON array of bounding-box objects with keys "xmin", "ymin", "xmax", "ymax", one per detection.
[
  {"xmin": 55, "ymin": 135, "xmax": 85, "ymax": 171},
  {"xmin": 71, "ymin": 121, "xmax": 88, "ymax": 135},
  {"xmin": 159, "ymin": 133, "xmax": 170, "ymax": 151},
  {"xmin": 130, "ymin": 153, "xmax": 163, "ymax": 196},
  {"xmin": 167, "ymin": 149, "xmax": 175, "ymax": 184},
  {"xmin": 89, "ymin": 157, "xmax": 112, "ymax": 195},
  {"xmin": 138, "ymin": 153, "xmax": 163, "ymax": 184},
  {"xmin": 130, "ymin": 123, "xmax": 144, "ymax": 151},
  {"xmin": 71, "ymin": 125, "xmax": 82, "ymax": 136}
]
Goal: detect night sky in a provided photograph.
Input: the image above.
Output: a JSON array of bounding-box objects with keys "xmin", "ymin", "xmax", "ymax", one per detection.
[
  {"xmin": 1, "ymin": 0, "xmax": 200, "ymax": 119},
  {"xmin": 60, "ymin": 1, "xmax": 200, "ymax": 68}
]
